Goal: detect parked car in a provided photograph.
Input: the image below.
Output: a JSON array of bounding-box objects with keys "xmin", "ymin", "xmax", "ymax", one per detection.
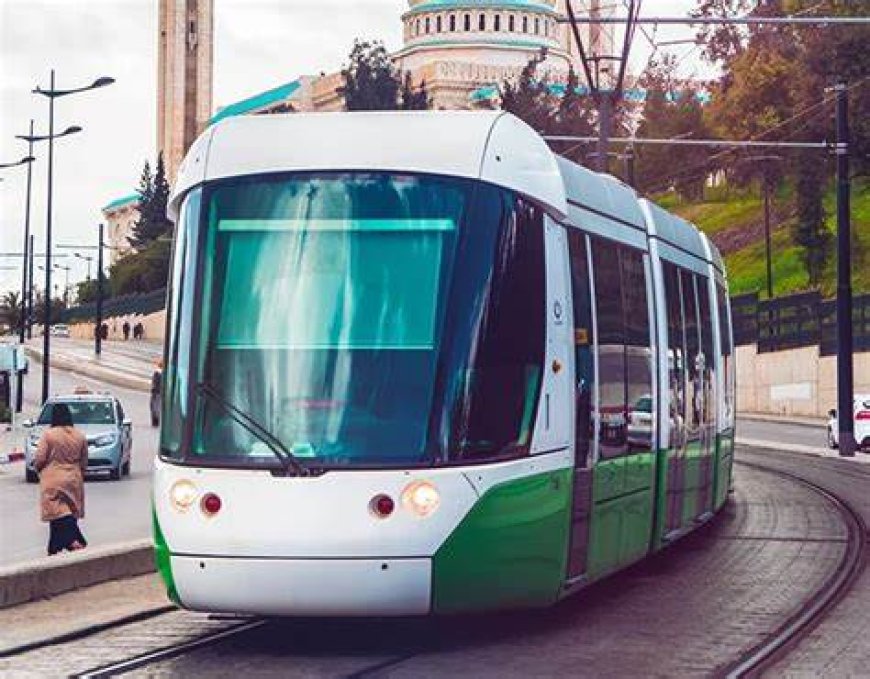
[
  {"xmin": 627, "ymin": 394, "xmax": 654, "ymax": 450},
  {"xmin": 23, "ymin": 390, "xmax": 133, "ymax": 482},
  {"xmin": 826, "ymin": 394, "xmax": 870, "ymax": 451},
  {"xmin": 50, "ymin": 324, "xmax": 70, "ymax": 338}
]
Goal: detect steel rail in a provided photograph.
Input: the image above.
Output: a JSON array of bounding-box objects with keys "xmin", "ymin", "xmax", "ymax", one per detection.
[{"xmin": 722, "ymin": 459, "xmax": 867, "ymax": 678}]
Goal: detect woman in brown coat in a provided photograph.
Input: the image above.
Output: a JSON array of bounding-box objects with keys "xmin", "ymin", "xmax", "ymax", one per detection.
[{"xmin": 34, "ymin": 403, "xmax": 89, "ymax": 555}]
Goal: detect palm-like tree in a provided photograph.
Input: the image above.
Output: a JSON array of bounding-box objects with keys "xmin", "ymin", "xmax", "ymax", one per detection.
[{"xmin": 0, "ymin": 291, "xmax": 21, "ymax": 336}]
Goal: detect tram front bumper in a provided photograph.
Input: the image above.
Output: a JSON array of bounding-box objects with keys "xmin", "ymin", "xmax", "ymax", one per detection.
[{"xmin": 171, "ymin": 554, "xmax": 432, "ymax": 616}]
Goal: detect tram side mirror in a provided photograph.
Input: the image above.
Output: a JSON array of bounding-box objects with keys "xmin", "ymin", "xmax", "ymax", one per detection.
[{"xmin": 828, "ymin": 409, "xmax": 837, "ymax": 419}]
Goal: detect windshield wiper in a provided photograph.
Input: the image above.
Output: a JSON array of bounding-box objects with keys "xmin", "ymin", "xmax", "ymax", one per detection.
[{"xmin": 194, "ymin": 382, "xmax": 311, "ymax": 477}]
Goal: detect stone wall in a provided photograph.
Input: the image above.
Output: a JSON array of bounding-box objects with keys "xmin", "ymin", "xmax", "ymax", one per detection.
[
  {"xmin": 69, "ymin": 310, "xmax": 166, "ymax": 343},
  {"xmin": 736, "ymin": 344, "xmax": 870, "ymax": 418}
]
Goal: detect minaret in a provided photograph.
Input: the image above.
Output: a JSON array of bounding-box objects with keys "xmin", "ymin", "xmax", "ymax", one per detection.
[{"xmin": 157, "ymin": 0, "xmax": 213, "ymax": 182}]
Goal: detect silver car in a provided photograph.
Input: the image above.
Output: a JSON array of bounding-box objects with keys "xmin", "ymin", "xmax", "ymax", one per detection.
[{"xmin": 24, "ymin": 393, "xmax": 133, "ymax": 483}]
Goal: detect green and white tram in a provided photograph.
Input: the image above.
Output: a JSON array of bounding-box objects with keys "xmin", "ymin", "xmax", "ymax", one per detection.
[{"xmin": 153, "ymin": 111, "xmax": 735, "ymax": 616}]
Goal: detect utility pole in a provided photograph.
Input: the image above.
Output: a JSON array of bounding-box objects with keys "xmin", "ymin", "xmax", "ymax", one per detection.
[
  {"xmin": 95, "ymin": 223, "xmax": 105, "ymax": 357},
  {"xmin": 625, "ymin": 145, "xmax": 635, "ymax": 186},
  {"xmin": 835, "ymin": 82, "xmax": 855, "ymax": 457},
  {"xmin": 28, "ymin": 234, "xmax": 34, "ymax": 339}
]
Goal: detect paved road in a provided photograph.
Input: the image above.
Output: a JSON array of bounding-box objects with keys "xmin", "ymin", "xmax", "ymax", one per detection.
[
  {"xmin": 738, "ymin": 417, "xmax": 830, "ymax": 450},
  {"xmin": 0, "ymin": 363, "xmax": 157, "ymax": 565},
  {"xmin": 0, "ymin": 462, "xmax": 849, "ymax": 677}
]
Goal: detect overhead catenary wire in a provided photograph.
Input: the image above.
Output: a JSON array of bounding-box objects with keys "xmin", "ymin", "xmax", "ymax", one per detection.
[{"xmin": 556, "ymin": 16, "xmax": 870, "ymax": 26}]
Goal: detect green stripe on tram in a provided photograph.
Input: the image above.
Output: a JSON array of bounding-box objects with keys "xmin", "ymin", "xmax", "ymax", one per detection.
[
  {"xmin": 152, "ymin": 507, "xmax": 181, "ymax": 606},
  {"xmin": 431, "ymin": 467, "xmax": 572, "ymax": 613}
]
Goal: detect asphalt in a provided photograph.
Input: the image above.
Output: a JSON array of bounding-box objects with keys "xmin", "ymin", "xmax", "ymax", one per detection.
[{"xmin": 0, "ymin": 355, "xmax": 157, "ymax": 565}]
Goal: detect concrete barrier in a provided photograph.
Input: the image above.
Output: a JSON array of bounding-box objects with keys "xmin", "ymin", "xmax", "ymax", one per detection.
[
  {"xmin": 0, "ymin": 539, "xmax": 155, "ymax": 609},
  {"xmin": 24, "ymin": 346, "xmax": 150, "ymax": 393}
]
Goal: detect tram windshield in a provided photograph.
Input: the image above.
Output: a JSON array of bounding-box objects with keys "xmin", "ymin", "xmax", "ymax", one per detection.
[{"xmin": 162, "ymin": 172, "xmax": 546, "ymax": 468}]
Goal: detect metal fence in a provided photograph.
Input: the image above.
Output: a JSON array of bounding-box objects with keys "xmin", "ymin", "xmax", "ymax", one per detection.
[
  {"xmin": 58, "ymin": 288, "xmax": 167, "ymax": 325},
  {"xmin": 731, "ymin": 290, "xmax": 870, "ymax": 355}
]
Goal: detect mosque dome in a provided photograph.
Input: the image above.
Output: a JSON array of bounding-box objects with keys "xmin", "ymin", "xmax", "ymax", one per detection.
[{"xmin": 398, "ymin": 0, "xmax": 571, "ymax": 76}]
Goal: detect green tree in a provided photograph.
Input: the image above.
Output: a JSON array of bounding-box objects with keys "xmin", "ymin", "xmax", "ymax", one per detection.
[
  {"xmin": 342, "ymin": 41, "xmax": 401, "ymax": 111},
  {"xmin": 109, "ymin": 239, "xmax": 172, "ymax": 296},
  {"xmin": 500, "ymin": 51, "xmax": 556, "ymax": 133},
  {"xmin": 549, "ymin": 66, "xmax": 596, "ymax": 163},
  {"xmin": 129, "ymin": 154, "xmax": 172, "ymax": 250},
  {"xmin": 75, "ymin": 279, "xmax": 99, "ymax": 304},
  {"xmin": 793, "ymin": 147, "xmax": 831, "ymax": 287},
  {"xmin": 0, "ymin": 291, "xmax": 21, "ymax": 334},
  {"xmin": 400, "ymin": 72, "xmax": 430, "ymax": 110},
  {"xmin": 635, "ymin": 56, "xmax": 712, "ymax": 199}
]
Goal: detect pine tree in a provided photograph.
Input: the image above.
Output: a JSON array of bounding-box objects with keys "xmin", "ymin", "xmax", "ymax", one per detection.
[
  {"xmin": 129, "ymin": 154, "xmax": 172, "ymax": 250},
  {"xmin": 793, "ymin": 148, "xmax": 831, "ymax": 288},
  {"xmin": 500, "ymin": 51, "xmax": 556, "ymax": 134}
]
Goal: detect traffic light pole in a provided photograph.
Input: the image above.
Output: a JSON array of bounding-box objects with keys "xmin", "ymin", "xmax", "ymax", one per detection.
[{"xmin": 835, "ymin": 82, "xmax": 856, "ymax": 457}]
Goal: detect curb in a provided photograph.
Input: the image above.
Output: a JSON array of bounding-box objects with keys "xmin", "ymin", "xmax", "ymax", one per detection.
[
  {"xmin": 0, "ymin": 539, "xmax": 155, "ymax": 610},
  {"xmin": 738, "ymin": 412, "xmax": 826, "ymax": 427},
  {"xmin": 24, "ymin": 347, "xmax": 150, "ymax": 393}
]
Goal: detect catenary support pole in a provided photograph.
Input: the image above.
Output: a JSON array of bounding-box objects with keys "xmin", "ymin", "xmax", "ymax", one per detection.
[
  {"xmin": 625, "ymin": 145, "xmax": 636, "ymax": 186},
  {"xmin": 763, "ymin": 179, "xmax": 773, "ymax": 300},
  {"xmin": 836, "ymin": 82, "xmax": 856, "ymax": 457},
  {"xmin": 95, "ymin": 223, "xmax": 104, "ymax": 357}
]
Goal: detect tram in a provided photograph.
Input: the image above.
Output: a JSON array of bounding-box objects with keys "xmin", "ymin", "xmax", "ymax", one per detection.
[{"xmin": 153, "ymin": 111, "xmax": 736, "ymax": 616}]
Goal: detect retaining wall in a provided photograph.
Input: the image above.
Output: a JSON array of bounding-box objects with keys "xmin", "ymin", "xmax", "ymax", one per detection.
[
  {"xmin": 737, "ymin": 344, "xmax": 870, "ymax": 418},
  {"xmin": 68, "ymin": 310, "xmax": 166, "ymax": 342}
]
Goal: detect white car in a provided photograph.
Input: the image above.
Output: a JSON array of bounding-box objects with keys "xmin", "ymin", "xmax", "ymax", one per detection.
[
  {"xmin": 826, "ymin": 394, "xmax": 870, "ymax": 451},
  {"xmin": 50, "ymin": 324, "xmax": 70, "ymax": 338}
]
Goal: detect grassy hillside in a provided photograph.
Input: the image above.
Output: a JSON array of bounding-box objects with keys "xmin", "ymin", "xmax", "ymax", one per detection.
[{"xmin": 658, "ymin": 180, "xmax": 870, "ymax": 299}]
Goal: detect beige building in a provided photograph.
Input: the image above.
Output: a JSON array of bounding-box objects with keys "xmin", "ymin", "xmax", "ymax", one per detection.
[{"xmin": 101, "ymin": 194, "xmax": 138, "ymax": 265}]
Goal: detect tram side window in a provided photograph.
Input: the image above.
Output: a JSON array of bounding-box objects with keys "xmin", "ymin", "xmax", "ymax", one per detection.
[
  {"xmin": 663, "ymin": 263, "xmax": 686, "ymax": 451},
  {"xmin": 568, "ymin": 231, "xmax": 594, "ymax": 468},
  {"xmin": 450, "ymin": 195, "xmax": 546, "ymax": 462},
  {"xmin": 622, "ymin": 249, "xmax": 653, "ymax": 451},
  {"xmin": 681, "ymin": 270, "xmax": 701, "ymax": 443},
  {"xmin": 716, "ymin": 282, "xmax": 735, "ymax": 423},
  {"xmin": 592, "ymin": 239, "xmax": 628, "ymax": 458},
  {"xmin": 697, "ymin": 277, "xmax": 715, "ymax": 440}
]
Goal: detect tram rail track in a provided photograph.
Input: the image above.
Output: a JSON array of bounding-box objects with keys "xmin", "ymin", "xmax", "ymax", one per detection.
[
  {"xmin": 6, "ymin": 453, "xmax": 863, "ymax": 678},
  {"xmin": 720, "ymin": 458, "xmax": 868, "ymax": 678}
]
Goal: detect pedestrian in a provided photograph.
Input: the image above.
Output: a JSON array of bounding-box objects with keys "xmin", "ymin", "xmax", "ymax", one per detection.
[
  {"xmin": 123, "ymin": 321, "xmax": 131, "ymax": 341},
  {"xmin": 101, "ymin": 323, "xmax": 108, "ymax": 340},
  {"xmin": 34, "ymin": 403, "xmax": 88, "ymax": 556},
  {"xmin": 136, "ymin": 323, "xmax": 145, "ymax": 340},
  {"xmin": 150, "ymin": 359, "xmax": 163, "ymax": 427}
]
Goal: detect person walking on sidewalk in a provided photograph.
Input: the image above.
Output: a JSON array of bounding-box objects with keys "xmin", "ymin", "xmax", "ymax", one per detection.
[
  {"xmin": 150, "ymin": 359, "xmax": 163, "ymax": 427},
  {"xmin": 123, "ymin": 321, "xmax": 131, "ymax": 341},
  {"xmin": 34, "ymin": 403, "xmax": 88, "ymax": 555}
]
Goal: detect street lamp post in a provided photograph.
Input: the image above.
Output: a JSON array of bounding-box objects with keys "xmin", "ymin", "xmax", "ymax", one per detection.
[
  {"xmin": 96, "ymin": 224, "xmax": 105, "ymax": 357},
  {"xmin": 31, "ymin": 70, "xmax": 114, "ymax": 403},
  {"xmin": 74, "ymin": 252, "xmax": 94, "ymax": 280},
  {"xmin": 54, "ymin": 264, "xmax": 71, "ymax": 304}
]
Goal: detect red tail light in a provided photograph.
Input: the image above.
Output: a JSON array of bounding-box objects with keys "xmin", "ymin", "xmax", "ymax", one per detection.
[
  {"xmin": 370, "ymin": 494, "xmax": 395, "ymax": 518},
  {"xmin": 856, "ymin": 411, "xmax": 870, "ymax": 420},
  {"xmin": 201, "ymin": 493, "xmax": 222, "ymax": 516}
]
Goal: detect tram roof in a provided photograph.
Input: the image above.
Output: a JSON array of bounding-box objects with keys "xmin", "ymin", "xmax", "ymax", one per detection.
[
  {"xmin": 168, "ymin": 111, "xmax": 568, "ymax": 220},
  {"xmin": 640, "ymin": 198, "xmax": 712, "ymax": 272}
]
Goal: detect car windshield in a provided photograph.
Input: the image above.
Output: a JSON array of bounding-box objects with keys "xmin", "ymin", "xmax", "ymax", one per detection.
[
  {"xmin": 634, "ymin": 397, "xmax": 652, "ymax": 413},
  {"xmin": 38, "ymin": 400, "xmax": 116, "ymax": 425}
]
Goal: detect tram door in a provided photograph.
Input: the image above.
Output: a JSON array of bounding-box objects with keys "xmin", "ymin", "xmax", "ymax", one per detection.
[{"xmin": 566, "ymin": 230, "xmax": 595, "ymax": 579}]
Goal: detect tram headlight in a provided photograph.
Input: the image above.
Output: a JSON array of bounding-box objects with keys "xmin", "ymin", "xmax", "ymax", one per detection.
[
  {"xmin": 169, "ymin": 479, "xmax": 199, "ymax": 512},
  {"xmin": 401, "ymin": 480, "xmax": 440, "ymax": 518}
]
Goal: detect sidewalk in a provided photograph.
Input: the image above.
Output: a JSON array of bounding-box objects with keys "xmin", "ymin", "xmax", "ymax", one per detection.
[
  {"xmin": 24, "ymin": 338, "xmax": 158, "ymax": 392},
  {"xmin": 738, "ymin": 411, "xmax": 826, "ymax": 427}
]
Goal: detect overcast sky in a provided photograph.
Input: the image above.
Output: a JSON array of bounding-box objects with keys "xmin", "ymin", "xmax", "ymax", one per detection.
[{"xmin": 0, "ymin": 0, "xmax": 702, "ymax": 296}]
